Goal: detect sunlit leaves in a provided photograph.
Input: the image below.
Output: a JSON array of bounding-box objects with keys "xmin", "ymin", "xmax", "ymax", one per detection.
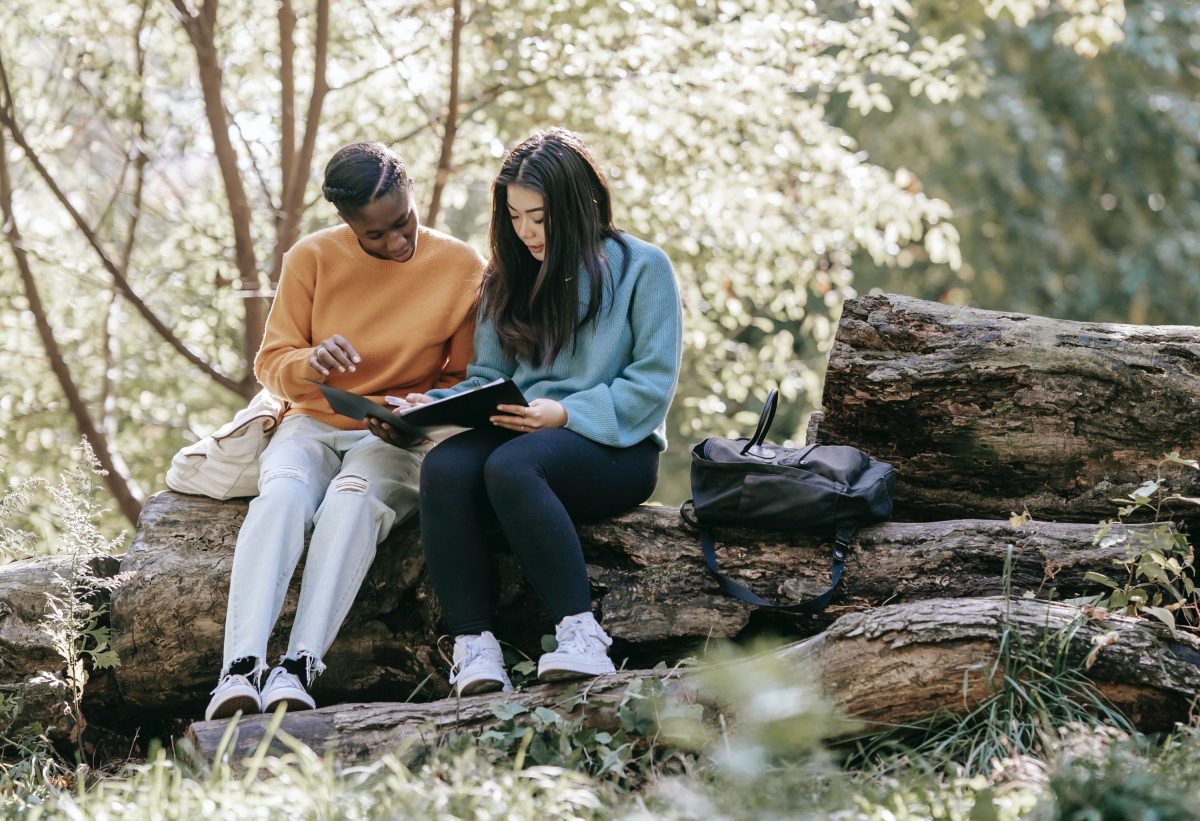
[{"xmin": 849, "ymin": 1, "xmax": 1197, "ymax": 331}]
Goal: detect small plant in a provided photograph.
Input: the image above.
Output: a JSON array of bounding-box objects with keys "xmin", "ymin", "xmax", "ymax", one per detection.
[
  {"xmin": 1, "ymin": 443, "xmax": 125, "ymax": 760},
  {"xmin": 0, "ymin": 469, "xmax": 45, "ymax": 562},
  {"xmin": 1083, "ymin": 451, "xmax": 1200, "ymax": 633},
  {"xmin": 630, "ymin": 641, "xmax": 859, "ymax": 821},
  {"xmin": 473, "ymin": 670, "xmax": 696, "ymax": 790},
  {"xmin": 1029, "ymin": 725, "xmax": 1199, "ymax": 820}
]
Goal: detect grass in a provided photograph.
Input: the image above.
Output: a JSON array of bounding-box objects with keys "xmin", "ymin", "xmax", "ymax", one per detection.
[{"xmin": 4, "ymin": 645, "xmax": 1200, "ymax": 820}]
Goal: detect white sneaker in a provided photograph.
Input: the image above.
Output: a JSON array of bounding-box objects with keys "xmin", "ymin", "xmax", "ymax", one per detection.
[
  {"xmin": 448, "ymin": 631, "xmax": 512, "ymax": 696},
  {"xmin": 537, "ymin": 612, "xmax": 616, "ymax": 681},
  {"xmin": 260, "ymin": 666, "xmax": 316, "ymax": 713},
  {"xmin": 204, "ymin": 673, "xmax": 262, "ymax": 721}
]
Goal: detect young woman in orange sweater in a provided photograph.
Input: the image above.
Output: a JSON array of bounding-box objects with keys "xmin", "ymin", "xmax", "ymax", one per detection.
[{"xmin": 204, "ymin": 143, "xmax": 484, "ymax": 720}]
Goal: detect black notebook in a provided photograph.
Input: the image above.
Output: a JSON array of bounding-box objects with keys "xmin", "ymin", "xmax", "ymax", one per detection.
[
  {"xmin": 396, "ymin": 378, "xmax": 528, "ymax": 428},
  {"xmin": 315, "ymin": 378, "xmax": 527, "ymax": 439},
  {"xmin": 315, "ymin": 383, "xmax": 428, "ymax": 439}
]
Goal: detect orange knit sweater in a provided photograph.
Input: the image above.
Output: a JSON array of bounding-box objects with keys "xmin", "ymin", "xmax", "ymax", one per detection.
[{"xmin": 255, "ymin": 224, "xmax": 485, "ymax": 430}]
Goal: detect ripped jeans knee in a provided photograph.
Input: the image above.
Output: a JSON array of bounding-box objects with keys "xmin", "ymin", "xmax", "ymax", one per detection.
[
  {"xmin": 330, "ymin": 473, "xmax": 369, "ymax": 495},
  {"xmin": 260, "ymin": 464, "xmax": 311, "ymax": 486}
]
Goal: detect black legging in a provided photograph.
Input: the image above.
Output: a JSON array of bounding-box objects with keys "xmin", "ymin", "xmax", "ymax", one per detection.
[{"xmin": 420, "ymin": 426, "xmax": 659, "ymax": 635}]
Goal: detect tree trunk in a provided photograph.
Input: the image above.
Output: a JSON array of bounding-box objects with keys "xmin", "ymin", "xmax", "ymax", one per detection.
[
  {"xmin": 100, "ymin": 492, "xmax": 1130, "ymax": 718},
  {"xmin": 183, "ymin": 596, "xmax": 1200, "ymax": 766},
  {"xmin": 817, "ymin": 293, "xmax": 1200, "ymax": 524}
]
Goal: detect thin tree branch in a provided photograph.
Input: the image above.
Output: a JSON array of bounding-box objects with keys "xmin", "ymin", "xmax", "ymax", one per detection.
[
  {"xmin": 426, "ymin": 0, "xmax": 463, "ymax": 229},
  {"xmin": 353, "ymin": 0, "xmax": 441, "ymax": 134},
  {"xmin": 0, "ymin": 50, "xmax": 245, "ymax": 396},
  {"xmin": 229, "ymin": 108, "xmax": 279, "ymax": 211},
  {"xmin": 0, "ymin": 128, "xmax": 143, "ymax": 525},
  {"xmin": 104, "ymin": 0, "xmax": 153, "ymax": 449},
  {"xmin": 279, "ymin": 0, "xmax": 297, "ymax": 213},
  {"xmin": 271, "ymin": 0, "xmax": 329, "ymax": 287},
  {"xmin": 169, "ymin": 0, "xmax": 264, "ymax": 386},
  {"xmin": 392, "ymin": 77, "xmax": 553, "ymax": 146}
]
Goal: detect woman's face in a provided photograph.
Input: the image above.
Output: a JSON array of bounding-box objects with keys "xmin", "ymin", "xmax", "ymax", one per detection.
[
  {"xmin": 506, "ymin": 184, "xmax": 545, "ymax": 262},
  {"xmin": 343, "ymin": 185, "xmax": 420, "ymax": 263}
]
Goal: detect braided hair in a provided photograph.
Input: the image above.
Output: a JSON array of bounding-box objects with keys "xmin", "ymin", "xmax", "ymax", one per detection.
[{"xmin": 322, "ymin": 142, "xmax": 409, "ymax": 217}]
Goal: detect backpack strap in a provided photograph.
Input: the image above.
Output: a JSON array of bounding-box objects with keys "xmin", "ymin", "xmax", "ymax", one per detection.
[
  {"xmin": 680, "ymin": 498, "xmax": 701, "ymax": 529},
  {"xmin": 698, "ymin": 525, "xmax": 852, "ymax": 614}
]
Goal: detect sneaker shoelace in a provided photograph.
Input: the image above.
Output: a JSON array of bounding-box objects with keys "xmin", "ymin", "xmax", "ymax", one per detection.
[
  {"xmin": 554, "ymin": 619, "xmax": 611, "ymax": 656},
  {"xmin": 266, "ymin": 668, "xmax": 304, "ymax": 692},
  {"xmin": 449, "ymin": 639, "xmax": 502, "ymax": 683},
  {"xmin": 210, "ymin": 673, "xmax": 252, "ymax": 696}
]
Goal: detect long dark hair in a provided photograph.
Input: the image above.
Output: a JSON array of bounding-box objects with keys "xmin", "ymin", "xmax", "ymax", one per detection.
[
  {"xmin": 321, "ymin": 142, "xmax": 409, "ymax": 217},
  {"xmin": 484, "ymin": 128, "xmax": 627, "ymax": 365}
]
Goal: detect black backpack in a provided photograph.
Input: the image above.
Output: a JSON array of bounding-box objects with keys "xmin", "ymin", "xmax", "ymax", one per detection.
[{"xmin": 681, "ymin": 389, "xmax": 896, "ymax": 613}]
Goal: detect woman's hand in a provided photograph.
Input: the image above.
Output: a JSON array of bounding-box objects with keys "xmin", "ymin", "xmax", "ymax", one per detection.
[
  {"xmin": 310, "ymin": 334, "xmax": 361, "ymax": 376},
  {"xmin": 402, "ymin": 393, "xmax": 435, "ymax": 405},
  {"xmin": 491, "ymin": 398, "xmax": 567, "ymax": 433}
]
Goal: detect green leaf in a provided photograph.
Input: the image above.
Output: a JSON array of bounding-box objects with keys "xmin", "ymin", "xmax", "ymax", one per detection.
[
  {"xmin": 90, "ymin": 649, "xmax": 120, "ymax": 670},
  {"xmin": 1083, "ymin": 571, "xmax": 1117, "ymax": 589},
  {"xmin": 490, "ymin": 702, "xmax": 528, "ymax": 721},
  {"xmin": 1132, "ymin": 479, "xmax": 1162, "ymax": 499},
  {"xmin": 533, "ymin": 706, "xmax": 561, "ymax": 726},
  {"xmin": 970, "ymin": 788, "xmax": 1000, "ymax": 821},
  {"xmin": 1141, "ymin": 605, "xmax": 1177, "ymax": 635}
]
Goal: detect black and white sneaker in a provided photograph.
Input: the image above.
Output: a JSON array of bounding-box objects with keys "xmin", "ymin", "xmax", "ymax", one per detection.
[
  {"xmin": 260, "ymin": 666, "xmax": 316, "ymax": 713},
  {"xmin": 204, "ymin": 673, "xmax": 262, "ymax": 721}
]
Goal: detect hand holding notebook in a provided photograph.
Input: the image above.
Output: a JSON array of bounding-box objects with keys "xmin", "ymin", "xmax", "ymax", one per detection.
[{"xmin": 315, "ymin": 378, "xmax": 529, "ymax": 442}]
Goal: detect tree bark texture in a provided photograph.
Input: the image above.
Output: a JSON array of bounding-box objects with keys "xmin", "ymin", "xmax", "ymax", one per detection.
[
  {"xmin": 97, "ymin": 491, "xmax": 1130, "ymax": 718},
  {"xmin": 183, "ymin": 596, "xmax": 1200, "ymax": 766},
  {"xmin": 780, "ymin": 596, "xmax": 1200, "ymax": 733},
  {"xmin": 818, "ymin": 293, "xmax": 1200, "ymax": 524}
]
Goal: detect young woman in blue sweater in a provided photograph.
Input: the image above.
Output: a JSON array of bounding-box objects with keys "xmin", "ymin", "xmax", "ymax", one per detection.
[{"xmin": 373, "ymin": 128, "xmax": 683, "ymax": 694}]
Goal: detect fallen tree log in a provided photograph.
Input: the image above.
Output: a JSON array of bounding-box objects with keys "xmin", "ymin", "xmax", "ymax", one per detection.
[
  {"xmin": 101, "ymin": 491, "xmax": 1134, "ymax": 718},
  {"xmin": 184, "ymin": 596, "xmax": 1200, "ymax": 766},
  {"xmin": 183, "ymin": 669, "xmax": 689, "ymax": 766},
  {"xmin": 816, "ymin": 293, "xmax": 1200, "ymax": 524},
  {"xmin": 781, "ymin": 595, "xmax": 1200, "ymax": 733}
]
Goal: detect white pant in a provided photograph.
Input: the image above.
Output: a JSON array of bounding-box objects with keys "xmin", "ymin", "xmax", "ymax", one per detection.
[{"xmin": 221, "ymin": 414, "xmax": 428, "ymax": 678}]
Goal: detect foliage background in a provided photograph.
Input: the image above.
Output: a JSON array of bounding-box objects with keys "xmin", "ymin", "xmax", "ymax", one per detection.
[{"xmin": 0, "ymin": 0, "xmax": 1195, "ymax": 537}]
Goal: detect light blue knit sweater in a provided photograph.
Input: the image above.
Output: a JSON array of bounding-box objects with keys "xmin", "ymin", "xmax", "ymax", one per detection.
[{"xmin": 428, "ymin": 234, "xmax": 683, "ymax": 450}]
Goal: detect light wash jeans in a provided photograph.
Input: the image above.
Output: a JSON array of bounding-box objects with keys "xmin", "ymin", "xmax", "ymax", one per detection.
[{"xmin": 221, "ymin": 414, "xmax": 429, "ymax": 680}]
